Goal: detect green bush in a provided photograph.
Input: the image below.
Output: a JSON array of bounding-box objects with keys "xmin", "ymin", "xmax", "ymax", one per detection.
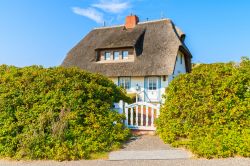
[
  {"xmin": 126, "ymin": 93, "xmax": 137, "ymax": 103},
  {"xmin": 0, "ymin": 65, "xmax": 130, "ymax": 160},
  {"xmin": 157, "ymin": 57, "xmax": 250, "ymax": 158}
]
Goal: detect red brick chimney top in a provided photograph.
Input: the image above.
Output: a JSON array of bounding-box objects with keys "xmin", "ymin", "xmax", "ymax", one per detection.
[{"xmin": 125, "ymin": 15, "xmax": 139, "ymax": 29}]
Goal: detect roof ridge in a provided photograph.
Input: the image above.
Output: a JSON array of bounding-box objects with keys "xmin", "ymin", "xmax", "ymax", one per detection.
[
  {"xmin": 93, "ymin": 25, "xmax": 124, "ymax": 30},
  {"xmin": 138, "ymin": 18, "xmax": 171, "ymax": 24},
  {"xmin": 93, "ymin": 18, "xmax": 171, "ymax": 30}
]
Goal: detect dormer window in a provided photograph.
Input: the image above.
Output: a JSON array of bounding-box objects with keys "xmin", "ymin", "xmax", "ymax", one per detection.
[
  {"xmin": 104, "ymin": 52, "xmax": 111, "ymax": 60},
  {"xmin": 96, "ymin": 49, "xmax": 133, "ymax": 62},
  {"xmin": 114, "ymin": 51, "xmax": 119, "ymax": 60},
  {"xmin": 122, "ymin": 51, "xmax": 129, "ymax": 59}
]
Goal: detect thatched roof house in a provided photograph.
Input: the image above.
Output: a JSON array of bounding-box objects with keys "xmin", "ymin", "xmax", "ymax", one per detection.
[
  {"xmin": 62, "ymin": 16, "xmax": 191, "ymax": 77},
  {"xmin": 62, "ymin": 15, "xmax": 192, "ymax": 103}
]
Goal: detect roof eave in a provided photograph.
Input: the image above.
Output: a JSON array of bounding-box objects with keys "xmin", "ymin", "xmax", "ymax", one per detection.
[
  {"xmin": 95, "ymin": 46, "xmax": 135, "ymax": 50},
  {"xmin": 179, "ymin": 45, "xmax": 192, "ymax": 58}
]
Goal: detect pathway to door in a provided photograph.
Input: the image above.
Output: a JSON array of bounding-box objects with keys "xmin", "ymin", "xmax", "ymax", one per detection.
[
  {"xmin": 109, "ymin": 135, "xmax": 192, "ymax": 160},
  {"xmin": 1, "ymin": 137, "xmax": 249, "ymax": 166}
]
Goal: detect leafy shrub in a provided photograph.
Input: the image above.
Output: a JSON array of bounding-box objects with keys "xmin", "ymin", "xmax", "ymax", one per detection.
[
  {"xmin": 126, "ymin": 93, "xmax": 137, "ymax": 103},
  {"xmin": 0, "ymin": 65, "xmax": 130, "ymax": 160},
  {"xmin": 157, "ymin": 57, "xmax": 250, "ymax": 158}
]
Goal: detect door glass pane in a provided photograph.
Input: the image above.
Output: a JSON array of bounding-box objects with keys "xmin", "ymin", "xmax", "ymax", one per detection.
[
  {"xmin": 153, "ymin": 81, "xmax": 157, "ymax": 90},
  {"xmin": 148, "ymin": 77, "xmax": 157, "ymax": 90}
]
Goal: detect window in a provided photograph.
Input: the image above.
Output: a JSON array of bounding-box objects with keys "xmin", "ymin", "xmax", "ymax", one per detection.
[
  {"xmin": 148, "ymin": 77, "xmax": 157, "ymax": 90},
  {"xmin": 122, "ymin": 51, "xmax": 129, "ymax": 59},
  {"xmin": 104, "ymin": 52, "xmax": 111, "ymax": 60},
  {"xmin": 119, "ymin": 77, "xmax": 130, "ymax": 90},
  {"xmin": 96, "ymin": 52, "xmax": 99, "ymax": 61},
  {"xmin": 114, "ymin": 51, "xmax": 119, "ymax": 60},
  {"xmin": 180, "ymin": 54, "xmax": 183, "ymax": 64}
]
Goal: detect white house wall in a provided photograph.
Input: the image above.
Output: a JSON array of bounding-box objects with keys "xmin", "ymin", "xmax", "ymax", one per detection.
[
  {"xmin": 129, "ymin": 77, "xmax": 145, "ymax": 101},
  {"xmin": 109, "ymin": 52, "xmax": 187, "ymax": 103},
  {"xmin": 110, "ymin": 76, "xmax": 169, "ymax": 103},
  {"xmin": 110, "ymin": 77, "xmax": 145, "ymax": 101},
  {"xmin": 168, "ymin": 51, "xmax": 187, "ymax": 82},
  {"xmin": 110, "ymin": 77, "xmax": 118, "ymax": 85},
  {"xmin": 160, "ymin": 76, "xmax": 169, "ymax": 103}
]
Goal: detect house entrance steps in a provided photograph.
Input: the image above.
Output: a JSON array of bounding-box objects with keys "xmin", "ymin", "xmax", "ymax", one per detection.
[{"xmin": 109, "ymin": 135, "xmax": 192, "ymax": 160}]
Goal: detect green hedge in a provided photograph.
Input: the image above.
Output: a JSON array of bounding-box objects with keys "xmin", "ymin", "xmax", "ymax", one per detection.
[
  {"xmin": 157, "ymin": 57, "xmax": 250, "ymax": 158},
  {"xmin": 0, "ymin": 65, "xmax": 130, "ymax": 160}
]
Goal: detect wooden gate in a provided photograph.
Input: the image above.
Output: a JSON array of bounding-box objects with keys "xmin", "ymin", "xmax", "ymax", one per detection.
[{"xmin": 124, "ymin": 102, "xmax": 160, "ymax": 131}]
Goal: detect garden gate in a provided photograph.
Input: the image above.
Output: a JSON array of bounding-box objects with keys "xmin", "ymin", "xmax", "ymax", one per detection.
[{"xmin": 115, "ymin": 101, "xmax": 160, "ymax": 131}]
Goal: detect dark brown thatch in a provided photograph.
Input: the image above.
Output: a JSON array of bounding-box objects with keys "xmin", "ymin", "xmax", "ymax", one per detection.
[
  {"xmin": 96, "ymin": 27, "xmax": 146, "ymax": 49},
  {"xmin": 62, "ymin": 19, "xmax": 192, "ymax": 77}
]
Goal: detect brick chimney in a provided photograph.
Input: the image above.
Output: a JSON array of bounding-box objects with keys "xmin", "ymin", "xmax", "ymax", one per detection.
[{"xmin": 125, "ymin": 15, "xmax": 139, "ymax": 29}]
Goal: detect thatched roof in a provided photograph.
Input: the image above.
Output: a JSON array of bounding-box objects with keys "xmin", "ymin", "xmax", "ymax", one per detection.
[
  {"xmin": 96, "ymin": 27, "xmax": 145, "ymax": 49},
  {"xmin": 62, "ymin": 19, "xmax": 192, "ymax": 77}
]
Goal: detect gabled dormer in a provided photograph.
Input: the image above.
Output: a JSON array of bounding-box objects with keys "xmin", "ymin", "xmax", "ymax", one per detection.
[
  {"xmin": 95, "ymin": 15, "xmax": 145, "ymax": 63},
  {"xmin": 96, "ymin": 48, "xmax": 135, "ymax": 63}
]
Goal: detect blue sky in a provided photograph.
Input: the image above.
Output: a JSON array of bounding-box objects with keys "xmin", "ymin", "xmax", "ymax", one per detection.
[{"xmin": 0, "ymin": 0, "xmax": 250, "ymax": 67}]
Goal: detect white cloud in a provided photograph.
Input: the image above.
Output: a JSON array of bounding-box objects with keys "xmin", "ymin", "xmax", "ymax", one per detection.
[
  {"xmin": 72, "ymin": 7, "xmax": 104, "ymax": 24},
  {"xmin": 92, "ymin": 0, "xmax": 130, "ymax": 13}
]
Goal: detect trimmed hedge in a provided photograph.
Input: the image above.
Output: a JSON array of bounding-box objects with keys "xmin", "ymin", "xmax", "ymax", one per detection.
[
  {"xmin": 0, "ymin": 65, "xmax": 130, "ymax": 160},
  {"xmin": 157, "ymin": 57, "xmax": 250, "ymax": 158}
]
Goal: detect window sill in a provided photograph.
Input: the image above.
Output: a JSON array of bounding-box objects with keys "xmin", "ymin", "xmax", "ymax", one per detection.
[{"xmin": 96, "ymin": 59, "xmax": 134, "ymax": 63}]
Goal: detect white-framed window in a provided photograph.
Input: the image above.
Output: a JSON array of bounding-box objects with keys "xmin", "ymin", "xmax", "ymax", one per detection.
[
  {"xmin": 119, "ymin": 77, "xmax": 131, "ymax": 90},
  {"xmin": 104, "ymin": 52, "xmax": 111, "ymax": 60},
  {"xmin": 122, "ymin": 51, "xmax": 129, "ymax": 59},
  {"xmin": 114, "ymin": 51, "xmax": 119, "ymax": 60},
  {"xmin": 148, "ymin": 77, "xmax": 158, "ymax": 90}
]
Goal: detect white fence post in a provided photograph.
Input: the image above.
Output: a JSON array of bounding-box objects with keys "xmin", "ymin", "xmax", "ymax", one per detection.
[
  {"xmin": 130, "ymin": 107, "xmax": 133, "ymax": 126},
  {"xmin": 125, "ymin": 103, "xmax": 128, "ymax": 127},
  {"xmin": 141, "ymin": 104, "xmax": 144, "ymax": 126},
  {"xmin": 146, "ymin": 105, "xmax": 149, "ymax": 126},
  {"xmin": 136, "ymin": 105, "xmax": 138, "ymax": 126},
  {"xmin": 156, "ymin": 104, "xmax": 160, "ymax": 118},
  {"xmin": 151, "ymin": 108, "xmax": 155, "ymax": 127},
  {"xmin": 118, "ymin": 100, "xmax": 124, "ymax": 114}
]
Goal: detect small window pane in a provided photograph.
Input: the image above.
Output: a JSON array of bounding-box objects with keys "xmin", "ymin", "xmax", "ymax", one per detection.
[
  {"xmin": 105, "ymin": 52, "xmax": 111, "ymax": 60},
  {"xmin": 119, "ymin": 77, "xmax": 130, "ymax": 90},
  {"xmin": 122, "ymin": 51, "xmax": 128, "ymax": 59},
  {"xmin": 153, "ymin": 81, "xmax": 157, "ymax": 90},
  {"xmin": 149, "ymin": 80, "xmax": 153, "ymax": 90},
  {"xmin": 114, "ymin": 51, "xmax": 119, "ymax": 60}
]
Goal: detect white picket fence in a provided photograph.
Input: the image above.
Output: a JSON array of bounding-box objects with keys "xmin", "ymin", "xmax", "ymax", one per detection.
[{"xmin": 114, "ymin": 101, "xmax": 160, "ymax": 131}]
